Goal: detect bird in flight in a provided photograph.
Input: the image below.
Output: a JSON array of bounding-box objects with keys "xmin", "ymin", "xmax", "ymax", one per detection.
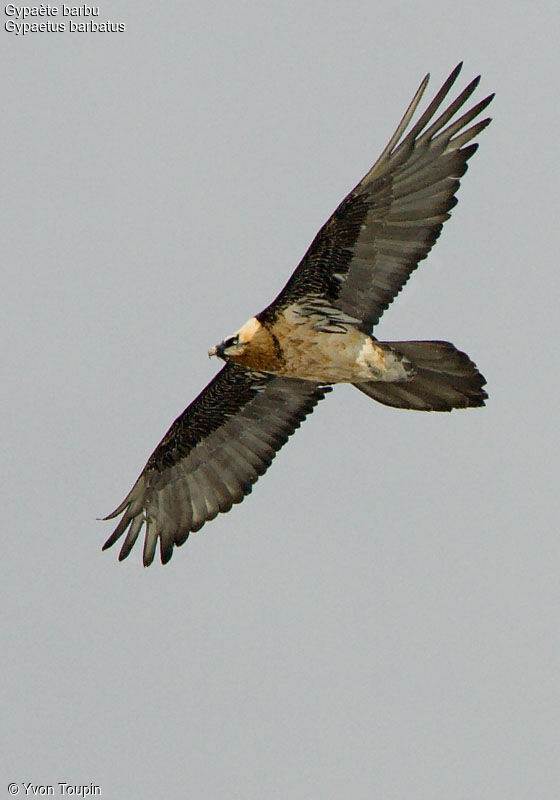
[{"xmin": 103, "ymin": 63, "xmax": 493, "ymax": 566}]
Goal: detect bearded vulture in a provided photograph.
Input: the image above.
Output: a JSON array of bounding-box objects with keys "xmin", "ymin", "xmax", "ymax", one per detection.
[{"xmin": 103, "ymin": 63, "xmax": 493, "ymax": 566}]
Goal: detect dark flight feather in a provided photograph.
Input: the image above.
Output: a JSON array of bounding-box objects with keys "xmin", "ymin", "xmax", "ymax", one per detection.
[
  {"xmin": 103, "ymin": 364, "xmax": 330, "ymax": 565},
  {"xmin": 260, "ymin": 63, "xmax": 493, "ymax": 333}
]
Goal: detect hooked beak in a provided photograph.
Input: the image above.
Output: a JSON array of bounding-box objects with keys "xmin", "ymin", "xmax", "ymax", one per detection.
[{"xmin": 208, "ymin": 343, "xmax": 224, "ymax": 359}]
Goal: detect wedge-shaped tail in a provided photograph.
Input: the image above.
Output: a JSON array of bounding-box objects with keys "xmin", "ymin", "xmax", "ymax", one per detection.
[{"xmin": 353, "ymin": 340, "xmax": 487, "ymax": 411}]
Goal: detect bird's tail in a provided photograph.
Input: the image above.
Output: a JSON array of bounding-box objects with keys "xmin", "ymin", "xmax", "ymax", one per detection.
[{"xmin": 353, "ymin": 340, "xmax": 487, "ymax": 411}]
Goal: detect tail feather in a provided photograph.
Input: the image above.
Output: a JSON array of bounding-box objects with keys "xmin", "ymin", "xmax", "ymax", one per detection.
[{"xmin": 354, "ymin": 340, "xmax": 487, "ymax": 411}]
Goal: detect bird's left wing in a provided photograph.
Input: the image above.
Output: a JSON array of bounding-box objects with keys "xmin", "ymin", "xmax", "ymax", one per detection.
[
  {"xmin": 103, "ymin": 363, "xmax": 330, "ymax": 565},
  {"xmin": 260, "ymin": 64, "xmax": 493, "ymax": 333}
]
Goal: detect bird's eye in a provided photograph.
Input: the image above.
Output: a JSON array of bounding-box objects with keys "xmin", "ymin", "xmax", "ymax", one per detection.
[{"xmin": 224, "ymin": 336, "xmax": 238, "ymax": 349}]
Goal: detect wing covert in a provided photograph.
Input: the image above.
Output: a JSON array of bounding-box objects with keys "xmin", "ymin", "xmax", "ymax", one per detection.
[
  {"xmin": 260, "ymin": 63, "xmax": 493, "ymax": 333},
  {"xmin": 103, "ymin": 363, "xmax": 330, "ymax": 565}
]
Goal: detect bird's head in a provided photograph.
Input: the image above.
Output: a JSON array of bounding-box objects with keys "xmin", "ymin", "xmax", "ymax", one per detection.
[
  {"xmin": 208, "ymin": 334, "xmax": 245, "ymax": 360},
  {"xmin": 208, "ymin": 316, "xmax": 263, "ymax": 362}
]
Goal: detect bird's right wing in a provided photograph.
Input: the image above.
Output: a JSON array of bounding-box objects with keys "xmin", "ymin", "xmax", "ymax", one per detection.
[
  {"xmin": 261, "ymin": 63, "xmax": 493, "ymax": 333},
  {"xmin": 103, "ymin": 363, "xmax": 330, "ymax": 566}
]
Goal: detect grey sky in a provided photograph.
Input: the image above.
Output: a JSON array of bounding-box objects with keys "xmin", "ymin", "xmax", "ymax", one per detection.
[{"xmin": 3, "ymin": 2, "xmax": 559, "ymax": 798}]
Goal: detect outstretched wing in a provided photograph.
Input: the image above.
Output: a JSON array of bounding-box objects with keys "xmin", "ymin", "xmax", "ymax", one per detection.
[
  {"xmin": 260, "ymin": 63, "xmax": 493, "ymax": 333},
  {"xmin": 103, "ymin": 363, "xmax": 330, "ymax": 566}
]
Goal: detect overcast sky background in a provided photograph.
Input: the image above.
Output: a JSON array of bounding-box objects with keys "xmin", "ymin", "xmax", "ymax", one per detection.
[{"xmin": 2, "ymin": 2, "xmax": 559, "ymax": 798}]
